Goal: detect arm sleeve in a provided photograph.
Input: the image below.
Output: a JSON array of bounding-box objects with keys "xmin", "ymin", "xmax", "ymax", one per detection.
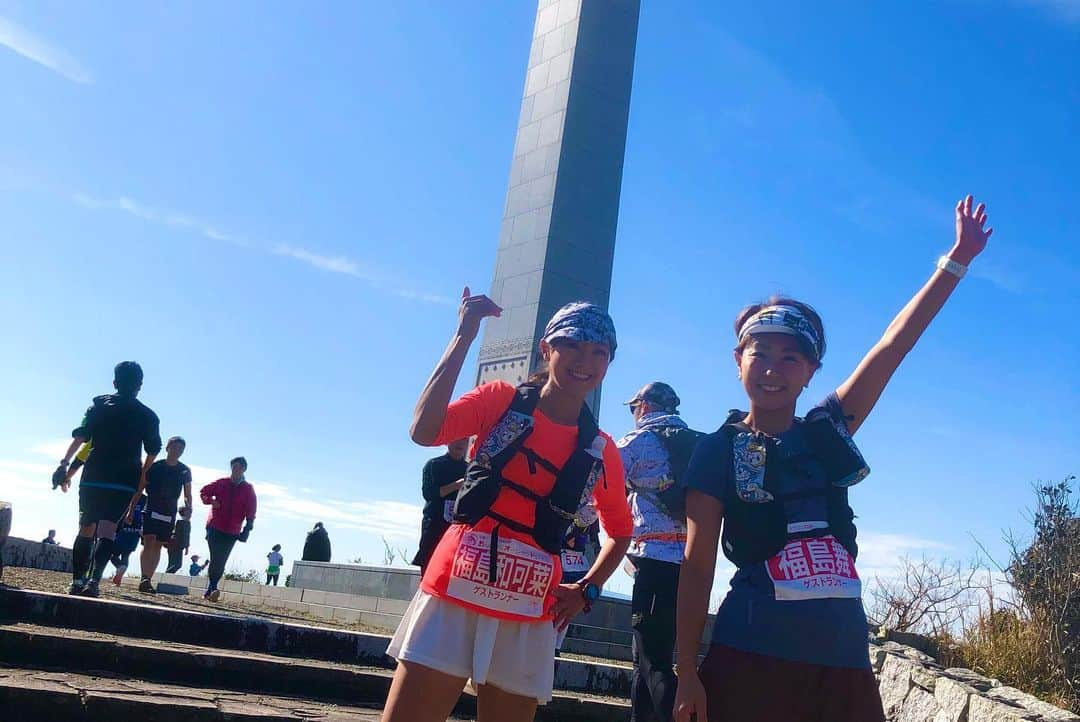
[
  {"xmin": 420, "ymin": 460, "xmax": 440, "ymax": 502},
  {"xmin": 684, "ymin": 432, "xmax": 731, "ymax": 502},
  {"xmin": 593, "ymin": 435, "xmax": 633, "ymax": 538},
  {"xmin": 432, "ymin": 381, "xmax": 516, "ymax": 447},
  {"xmin": 144, "ymin": 410, "xmax": 163, "ymax": 455},
  {"xmin": 75, "ymin": 443, "xmax": 93, "ymax": 463}
]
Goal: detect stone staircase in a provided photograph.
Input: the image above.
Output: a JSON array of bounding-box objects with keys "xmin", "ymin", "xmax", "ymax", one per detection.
[{"xmin": 0, "ymin": 586, "xmax": 629, "ymax": 721}]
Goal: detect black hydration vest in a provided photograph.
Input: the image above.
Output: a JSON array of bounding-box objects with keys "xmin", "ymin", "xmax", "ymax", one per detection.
[
  {"xmin": 719, "ymin": 407, "xmax": 869, "ymax": 569},
  {"xmin": 452, "ymin": 384, "xmax": 605, "ymax": 579}
]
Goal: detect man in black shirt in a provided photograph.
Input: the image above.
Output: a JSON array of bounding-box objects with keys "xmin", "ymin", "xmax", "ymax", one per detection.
[
  {"xmin": 54, "ymin": 362, "xmax": 162, "ymax": 597},
  {"xmin": 410, "ymin": 438, "xmax": 468, "ymax": 574},
  {"xmin": 131, "ymin": 436, "xmax": 192, "ymax": 593}
]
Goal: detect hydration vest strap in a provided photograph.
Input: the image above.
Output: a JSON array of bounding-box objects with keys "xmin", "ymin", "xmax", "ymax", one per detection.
[
  {"xmin": 520, "ymin": 447, "xmax": 560, "ymax": 476},
  {"xmin": 501, "ymin": 478, "xmax": 545, "ymax": 503},
  {"xmin": 487, "ymin": 511, "xmax": 535, "ymax": 536},
  {"xmin": 489, "ymin": 523, "xmax": 501, "ymax": 584}
]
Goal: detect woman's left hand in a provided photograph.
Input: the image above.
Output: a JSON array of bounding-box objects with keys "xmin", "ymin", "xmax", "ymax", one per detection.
[
  {"xmin": 953, "ymin": 194, "xmax": 993, "ymax": 262},
  {"xmin": 550, "ymin": 583, "xmax": 587, "ymax": 631}
]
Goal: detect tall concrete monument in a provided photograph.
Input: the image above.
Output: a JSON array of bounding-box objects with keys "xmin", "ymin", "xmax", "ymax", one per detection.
[{"xmin": 476, "ymin": 0, "xmax": 640, "ymax": 412}]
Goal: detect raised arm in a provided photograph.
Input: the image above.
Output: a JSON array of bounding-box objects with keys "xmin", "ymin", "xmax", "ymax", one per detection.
[
  {"xmin": 836, "ymin": 195, "xmax": 992, "ymax": 434},
  {"xmin": 409, "ymin": 287, "xmax": 501, "ymax": 445}
]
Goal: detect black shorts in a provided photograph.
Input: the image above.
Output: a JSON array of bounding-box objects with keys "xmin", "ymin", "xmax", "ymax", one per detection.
[
  {"xmin": 78, "ymin": 485, "xmax": 132, "ymax": 527},
  {"xmin": 142, "ymin": 510, "xmax": 176, "ymax": 541}
]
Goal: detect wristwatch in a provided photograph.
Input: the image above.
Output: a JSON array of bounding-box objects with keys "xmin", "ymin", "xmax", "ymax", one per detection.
[
  {"xmin": 579, "ymin": 581, "xmax": 601, "ymax": 611},
  {"xmin": 937, "ymin": 255, "xmax": 967, "ymax": 279}
]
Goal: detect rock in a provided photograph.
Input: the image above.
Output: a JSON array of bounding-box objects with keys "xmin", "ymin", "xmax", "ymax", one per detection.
[
  {"xmin": 984, "ymin": 687, "xmax": 1080, "ymax": 722},
  {"xmin": 913, "ymin": 666, "xmax": 941, "ymax": 692},
  {"xmin": 869, "ymin": 645, "xmax": 888, "ymax": 673},
  {"xmin": 880, "ymin": 654, "xmax": 921, "ymax": 718},
  {"xmin": 968, "ymin": 694, "xmax": 1041, "ymax": 721},
  {"xmin": 944, "ymin": 668, "xmax": 1000, "ymax": 693},
  {"xmin": 897, "ymin": 687, "xmax": 943, "ymax": 722},
  {"xmin": 934, "ymin": 676, "xmax": 975, "ymax": 722}
]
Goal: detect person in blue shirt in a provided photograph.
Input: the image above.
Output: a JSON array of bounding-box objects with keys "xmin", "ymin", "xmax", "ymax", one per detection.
[
  {"xmin": 189, "ymin": 554, "xmax": 209, "ymax": 576},
  {"xmin": 673, "ymin": 195, "xmax": 993, "ymax": 722}
]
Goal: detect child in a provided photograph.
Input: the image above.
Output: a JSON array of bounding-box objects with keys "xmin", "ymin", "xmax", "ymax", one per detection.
[
  {"xmin": 166, "ymin": 506, "xmax": 193, "ymax": 574},
  {"xmin": 266, "ymin": 544, "xmax": 284, "ymax": 585},
  {"xmin": 673, "ymin": 196, "xmax": 993, "ymax": 722},
  {"xmin": 110, "ymin": 494, "xmax": 146, "ymax": 585},
  {"xmin": 381, "ymin": 291, "xmax": 633, "ymax": 722},
  {"xmin": 188, "ymin": 554, "xmax": 209, "ymax": 576}
]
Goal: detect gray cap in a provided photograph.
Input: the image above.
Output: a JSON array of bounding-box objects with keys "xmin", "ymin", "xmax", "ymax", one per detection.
[{"xmin": 624, "ymin": 382, "xmax": 680, "ymax": 413}]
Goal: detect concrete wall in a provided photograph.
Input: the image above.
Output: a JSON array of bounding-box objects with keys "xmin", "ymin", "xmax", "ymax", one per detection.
[
  {"xmin": 288, "ymin": 560, "xmax": 713, "ymax": 661},
  {"xmin": 290, "ymin": 561, "xmax": 421, "ymax": 600},
  {"xmin": 1, "ymin": 536, "xmax": 72, "ymax": 573}
]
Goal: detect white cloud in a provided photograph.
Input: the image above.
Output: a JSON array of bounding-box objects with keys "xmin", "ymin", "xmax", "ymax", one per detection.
[
  {"xmin": 74, "ymin": 192, "xmax": 452, "ymax": 304},
  {"xmin": 0, "ymin": 16, "xmax": 92, "ymax": 84}
]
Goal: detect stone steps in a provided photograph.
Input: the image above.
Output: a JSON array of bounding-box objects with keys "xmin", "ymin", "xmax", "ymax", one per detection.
[
  {"xmin": 0, "ymin": 586, "xmax": 634, "ymax": 699},
  {"xmin": 0, "ymin": 622, "xmax": 627, "ymax": 722},
  {"xmin": 125, "ymin": 571, "xmax": 647, "ymax": 661}
]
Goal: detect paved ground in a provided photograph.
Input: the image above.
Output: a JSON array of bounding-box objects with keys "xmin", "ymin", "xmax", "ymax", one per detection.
[{"xmin": 2, "ymin": 567, "xmax": 387, "ymax": 632}]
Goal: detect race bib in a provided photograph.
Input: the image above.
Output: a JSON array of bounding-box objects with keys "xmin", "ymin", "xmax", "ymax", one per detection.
[
  {"xmin": 766, "ymin": 535, "xmax": 861, "ymax": 601},
  {"xmin": 446, "ymin": 530, "xmax": 554, "ymax": 618},
  {"xmin": 443, "ymin": 500, "xmax": 455, "ymax": 523},
  {"xmin": 560, "ymin": 550, "xmax": 589, "ymax": 574}
]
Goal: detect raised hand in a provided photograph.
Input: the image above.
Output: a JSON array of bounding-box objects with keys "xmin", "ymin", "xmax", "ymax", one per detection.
[
  {"xmin": 456, "ymin": 286, "xmax": 502, "ymax": 341},
  {"xmin": 954, "ymin": 194, "xmax": 993, "ymax": 263}
]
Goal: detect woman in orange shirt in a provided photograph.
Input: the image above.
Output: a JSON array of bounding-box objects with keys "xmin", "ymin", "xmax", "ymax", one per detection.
[{"xmin": 382, "ymin": 289, "xmax": 633, "ymax": 722}]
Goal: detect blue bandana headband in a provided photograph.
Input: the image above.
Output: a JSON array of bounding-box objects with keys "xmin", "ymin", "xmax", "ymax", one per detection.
[
  {"xmin": 541, "ymin": 302, "xmax": 618, "ymax": 359},
  {"xmin": 737, "ymin": 305, "xmax": 823, "ymax": 361}
]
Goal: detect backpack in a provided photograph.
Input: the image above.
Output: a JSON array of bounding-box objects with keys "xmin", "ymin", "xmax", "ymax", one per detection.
[{"xmin": 652, "ymin": 425, "xmax": 704, "ymax": 520}]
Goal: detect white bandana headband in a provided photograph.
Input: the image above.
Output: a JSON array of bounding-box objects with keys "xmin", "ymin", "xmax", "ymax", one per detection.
[{"xmin": 737, "ymin": 305, "xmax": 823, "ymax": 361}]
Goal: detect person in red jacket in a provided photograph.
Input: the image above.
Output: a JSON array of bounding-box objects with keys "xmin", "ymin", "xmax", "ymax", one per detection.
[{"xmin": 199, "ymin": 456, "xmax": 256, "ymax": 602}]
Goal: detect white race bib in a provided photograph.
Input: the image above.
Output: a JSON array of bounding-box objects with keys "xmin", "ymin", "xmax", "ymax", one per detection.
[
  {"xmin": 560, "ymin": 549, "xmax": 589, "ymax": 574},
  {"xmin": 442, "ymin": 499, "xmax": 455, "ymax": 523},
  {"xmin": 766, "ymin": 535, "xmax": 861, "ymax": 601},
  {"xmin": 446, "ymin": 530, "xmax": 554, "ymax": 618}
]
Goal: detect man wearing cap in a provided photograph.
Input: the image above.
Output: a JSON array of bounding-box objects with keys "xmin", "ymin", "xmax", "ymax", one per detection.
[{"xmin": 617, "ymin": 382, "xmax": 702, "ymax": 722}]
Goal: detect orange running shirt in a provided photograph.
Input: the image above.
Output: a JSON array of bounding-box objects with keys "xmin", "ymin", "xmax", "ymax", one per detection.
[{"xmin": 421, "ymin": 381, "xmax": 632, "ymax": 622}]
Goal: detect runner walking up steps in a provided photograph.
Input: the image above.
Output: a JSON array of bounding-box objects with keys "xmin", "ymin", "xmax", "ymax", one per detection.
[
  {"xmin": 381, "ymin": 291, "xmax": 633, "ymax": 722},
  {"xmin": 52, "ymin": 361, "xmax": 162, "ymax": 599}
]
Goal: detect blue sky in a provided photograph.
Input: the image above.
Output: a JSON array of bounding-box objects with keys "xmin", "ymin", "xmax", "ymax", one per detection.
[{"xmin": 1, "ymin": 1, "xmax": 1077, "ymax": 599}]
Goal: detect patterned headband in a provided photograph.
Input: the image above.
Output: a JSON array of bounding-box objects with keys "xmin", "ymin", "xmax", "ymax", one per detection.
[
  {"xmin": 542, "ymin": 301, "xmax": 618, "ymax": 359},
  {"xmin": 737, "ymin": 305, "xmax": 823, "ymax": 361}
]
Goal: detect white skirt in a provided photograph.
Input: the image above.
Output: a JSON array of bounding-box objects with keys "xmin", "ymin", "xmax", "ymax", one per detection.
[{"xmin": 387, "ymin": 590, "xmax": 557, "ymax": 703}]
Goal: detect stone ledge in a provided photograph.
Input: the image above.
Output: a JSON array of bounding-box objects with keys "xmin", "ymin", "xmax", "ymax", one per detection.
[{"xmin": 870, "ymin": 638, "xmax": 1078, "ymax": 721}]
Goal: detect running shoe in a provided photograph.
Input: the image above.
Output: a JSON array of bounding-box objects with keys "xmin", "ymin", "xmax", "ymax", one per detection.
[
  {"xmin": 68, "ymin": 578, "xmax": 87, "ymax": 595},
  {"xmin": 209, "ymin": 588, "xmax": 221, "ymax": 602},
  {"xmin": 138, "ymin": 578, "xmax": 155, "ymax": 594},
  {"xmin": 111, "ymin": 571, "xmax": 124, "ymax": 586},
  {"xmin": 79, "ymin": 580, "xmax": 101, "ymax": 598}
]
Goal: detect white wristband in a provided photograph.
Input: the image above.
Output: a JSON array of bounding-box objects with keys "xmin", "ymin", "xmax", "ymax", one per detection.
[{"xmin": 937, "ymin": 255, "xmax": 966, "ymax": 279}]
